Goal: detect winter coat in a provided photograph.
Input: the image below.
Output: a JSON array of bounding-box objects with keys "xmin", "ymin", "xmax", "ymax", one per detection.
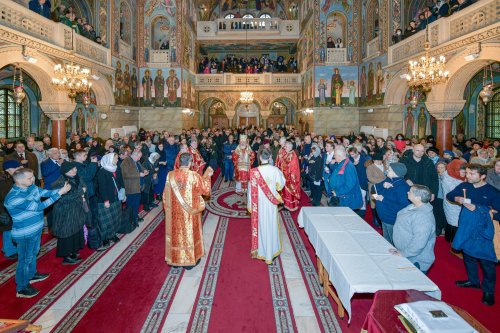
[
  {"xmin": 374, "ymin": 177, "xmax": 410, "ymax": 225},
  {"xmin": 400, "ymin": 155, "xmax": 439, "ymax": 195},
  {"xmin": 326, "ymin": 159, "xmax": 363, "ymax": 210},
  {"xmin": 51, "ymin": 175, "xmax": 91, "ymax": 238},
  {"xmin": 439, "ymin": 172, "xmax": 462, "ymax": 227},
  {"xmin": 394, "ymin": 203, "xmax": 436, "ymax": 271},
  {"xmin": 0, "ymin": 175, "xmax": 14, "ymax": 232}
]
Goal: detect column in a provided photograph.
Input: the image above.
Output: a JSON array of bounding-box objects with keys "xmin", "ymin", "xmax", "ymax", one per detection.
[
  {"xmin": 260, "ymin": 111, "xmax": 270, "ymax": 129},
  {"xmin": 425, "ymin": 100, "xmax": 465, "ymax": 153},
  {"xmin": 39, "ymin": 101, "xmax": 76, "ymax": 149}
]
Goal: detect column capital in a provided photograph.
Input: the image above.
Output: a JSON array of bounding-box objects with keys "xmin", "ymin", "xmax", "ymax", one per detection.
[
  {"xmin": 260, "ymin": 110, "xmax": 271, "ymax": 120},
  {"xmin": 39, "ymin": 101, "xmax": 76, "ymax": 120},
  {"xmin": 425, "ymin": 99, "xmax": 465, "ymax": 120},
  {"xmin": 225, "ymin": 110, "xmax": 236, "ymax": 119}
]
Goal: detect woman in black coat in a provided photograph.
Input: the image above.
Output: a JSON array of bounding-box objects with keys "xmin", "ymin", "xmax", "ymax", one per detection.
[
  {"xmin": 52, "ymin": 161, "xmax": 91, "ymax": 264},
  {"xmin": 95, "ymin": 153, "xmax": 123, "ymax": 250}
]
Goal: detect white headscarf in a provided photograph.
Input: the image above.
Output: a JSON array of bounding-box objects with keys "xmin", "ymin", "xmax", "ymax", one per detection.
[
  {"xmin": 101, "ymin": 153, "xmax": 117, "ymax": 172},
  {"xmin": 149, "ymin": 152, "xmax": 160, "ymax": 164}
]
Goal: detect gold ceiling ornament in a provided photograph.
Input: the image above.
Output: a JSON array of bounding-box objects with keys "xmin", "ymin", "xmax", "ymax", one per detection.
[
  {"xmin": 479, "ymin": 63, "xmax": 495, "ymax": 105},
  {"xmin": 12, "ymin": 64, "xmax": 26, "ymax": 105},
  {"xmin": 405, "ymin": 21, "xmax": 448, "ymax": 92},
  {"xmin": 51, "ymin": 61, "xmax": 92, "ymax": 101}
]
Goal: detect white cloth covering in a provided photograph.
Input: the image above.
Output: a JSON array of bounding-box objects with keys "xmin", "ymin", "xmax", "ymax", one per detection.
[
  {"xmin": 247, "ymin": 164, "xmax": 286, "ymax": 263},
  {"xmin": 298, "ymin": 207, "xmax": 441, "ymax": 322}
]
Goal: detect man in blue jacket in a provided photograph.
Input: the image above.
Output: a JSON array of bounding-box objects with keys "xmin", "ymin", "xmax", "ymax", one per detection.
[
  {"xmin": 29, "ymin": 0, "xmax": 51, "ymax": 19},
  {"xmin": 326, "ymin": 147, "xmax": 362, "ymax": 211},
  {"xmin": 447, "ymin": 164, "xmax": 500, "ymax": 306},
  {"xmin": 41, "ymin": 148, "xmax": 63, "ymax": 190},
  {"xmin": 222, "ymin": 134, "xmax": 237, "ymax": 182},
  {"xmin": 164, "ymin": 136, "xmax": 179, "ymax": 172},
  {"xmin": 374, "ymin": 162, "xmax": 411, "ymax": 245}
]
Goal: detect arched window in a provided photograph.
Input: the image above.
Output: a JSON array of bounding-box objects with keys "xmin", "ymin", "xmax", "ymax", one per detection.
[
  {"xmin": 0, "ymin": 89, "xmax": 23, "ymax": 138},
  {"xmin": 260, "ymin": 13, "xmax": 272, "ymax": 19},
  {"xmin": 242, "ymin": 14, "xmax": 254, "ymax": 18},
  {"xmin": 119, "ymin": 1, "xmax": 132, "ymax": 44},
  {"xmin": 485, "ymin": 90, "xmax": 500, "ymax": 138},
  {"xmin": 224, "ymin": 14, "xmax": 235, "ymax": 19}
]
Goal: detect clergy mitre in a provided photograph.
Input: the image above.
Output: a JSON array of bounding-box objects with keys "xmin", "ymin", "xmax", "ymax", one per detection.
[{"xmin": 239, "ymin": 135, "xmax": 248, "ymax": 143}]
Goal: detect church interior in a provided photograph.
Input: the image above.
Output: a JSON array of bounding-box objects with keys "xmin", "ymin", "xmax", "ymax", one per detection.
[{"xmin": 0, "ymin": 0, "xmax": 499, "ymax": 332}]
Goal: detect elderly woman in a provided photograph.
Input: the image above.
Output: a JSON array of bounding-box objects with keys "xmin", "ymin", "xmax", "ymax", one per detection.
[
  {"xmin": 51, "ymin": 161, "xmax": 91, "ymax": 264},
  {"xmin": 470, "ymin": 148, "xmax": 493, "ymax": 166},
  {"xmin": 95, "ymin": 153, "xmax": 123, "ymax": 251},
  {"xmin": 142, "ymin": 152, "xmax": 160, "ymax": 212},
  {"xmin": 486, "ymin": 158, "xmax": 500, "ymax": 191}
]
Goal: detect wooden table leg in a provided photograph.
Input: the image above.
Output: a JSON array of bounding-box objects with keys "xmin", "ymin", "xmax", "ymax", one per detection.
[{"xmin": 317, "ymin": 257, "xmax": 324, "ymax": 285}]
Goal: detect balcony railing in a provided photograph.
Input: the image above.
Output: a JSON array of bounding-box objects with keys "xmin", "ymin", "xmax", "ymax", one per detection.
[
  {"xmin": 365, "ymin": 36, "xmax": 381, "ymax": 60},
  {"xmin": 388, "ymin": 0, "xmax": 499, "ymax": 65},
  {"xmin": 197, "ymin": 18, "xmax": 300, "ymax": 40},
  {"xmin": 119, "ymin": 40, "xmax": 132, "ymax": 60},
  {"xmin": 0, "ymin": 0, "xmax": 111, "ymax": 66},
  {"xmin": 149, "ymin": 50, "xmax": 170, "ymax": 64},
  {"xmin": 196, "ymin": 73, "xmax": 300, "ymax": 86},
  {"xmin": 326, "ymin": 48, "xmax": 348, "ymax": 64}
]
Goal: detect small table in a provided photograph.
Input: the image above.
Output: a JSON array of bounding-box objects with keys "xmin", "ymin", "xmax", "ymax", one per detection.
[{"xmin": 361, "ymin": 290, "xmax": 491, "ymax": 333}]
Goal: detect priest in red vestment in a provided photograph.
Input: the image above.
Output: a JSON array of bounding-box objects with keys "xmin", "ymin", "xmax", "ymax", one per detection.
[
  {"xmin": 188, "ymin": 140, "xmax": 206, "ymax": 175},
  {"xmin": 278, "ymin": 141, "xmax": 301, "ymax": 211},
  {"xmin": 274, "ymin": 137, "xmax": 287, "ymax": 169},
  {"xmin": 164, "ymin": 153, "xmax": 213, "ymax": 268},
  {"xmin": 174, "ymin": 143, "xmax": 189, "ymax": 170},
  {"xmin": 232, "ymin": 135, "xmax": 255, "ymax": 193}
]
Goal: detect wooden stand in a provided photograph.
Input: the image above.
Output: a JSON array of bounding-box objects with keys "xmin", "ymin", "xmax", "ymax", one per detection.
[
  {"xmin": 0, "ymin": 319, "xmax": 41, "ymax": 333},
  {"xmin": 317, "ymin": 257, "xmax": 346, "ymax": 319}
]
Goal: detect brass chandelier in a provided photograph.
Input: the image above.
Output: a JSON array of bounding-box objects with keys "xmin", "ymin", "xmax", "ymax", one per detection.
[
  {"xmin": 52, "ymin": 62, "xmax": 92, "ymax": 102},
  {"xmin": 405, "ymin": 21, "xmax": 449, "ymax": 92},
  {"xmin": 240, "ymin": 11, "xmax": 253, "ymax": 104}
]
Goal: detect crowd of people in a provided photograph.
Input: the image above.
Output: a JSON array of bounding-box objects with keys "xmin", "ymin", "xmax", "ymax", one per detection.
[
  {"xmin": 198, "ymin": 55, "xmax": 298, "ymax": 74},
  {"xmin": 28, "ymin": 0, "xmax": 105, "ymax": 46},
  {"xmin": 0, "ymin": 126, "xmax": 498, "ymax": 304},
  {"xmin": 392, "ymin": 0, "xmax": 477, "ymax": 44}
]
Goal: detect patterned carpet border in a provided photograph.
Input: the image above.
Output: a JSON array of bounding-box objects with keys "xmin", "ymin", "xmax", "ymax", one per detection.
[
  {"xmin": 281, "ymin": 211, "xmax": 342, "ymax": 333},
  {"xmin": 188, "ymin": 217, "xmax": 229, "ymax": 333},
  {"xmin": 205, "ymin": 187, "xmax": 250, "ymax": 219},
  {"xmin": 140, "ymin": 176, "xmax": 222, "ymax": 333},
  {"xmin": 0, "ymin": 238, "xmax": 57, "ymax": 286},
  {"xmin": 21, "ymin": 207, "xmax": 153, "ymax": 322},
  {"xmin": 269, "ymin": 257, "xmax": 295, "ymax": 333},
  {"xmin": 51, "ymin": 210, "xmax": 165, "ymax": 333}
]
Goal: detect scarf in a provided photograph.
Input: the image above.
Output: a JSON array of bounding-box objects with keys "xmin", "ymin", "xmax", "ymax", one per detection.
[{"xmin": 101, "ymin": 153, "xmax": 117, "ymax": 172}]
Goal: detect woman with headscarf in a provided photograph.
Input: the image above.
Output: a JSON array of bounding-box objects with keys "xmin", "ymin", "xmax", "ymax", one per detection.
[
  {"xmin": 437, "ymin": 159, "xmax": 466, "ymax": 243},
  {"xmin": 51, "ymin": 161, "xmax": 91, "ymax": 264},
  {"xmin": 142, "ymin": 152, "xmax": 160, "ymax": 212},
  {"xmin": 95, "ymin": 153, "xmax": 123, "ymax": 251}
]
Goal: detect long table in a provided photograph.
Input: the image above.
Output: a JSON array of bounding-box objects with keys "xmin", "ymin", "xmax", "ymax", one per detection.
[{"xmin": 297, "ymin": 207, "xmax": 441, "ymax": 322}]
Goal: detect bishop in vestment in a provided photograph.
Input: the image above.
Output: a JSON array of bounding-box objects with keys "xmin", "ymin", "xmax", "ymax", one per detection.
[
  {"xmin": 248, "ymin": 149, "xmax": 286, "ymax": 264},
  {"xmin": 163, "ymin": 153, "xmax": 213, "ymax": 268},
  {"xmin": 188, "ymin": 140, "xmax": 206, "ymax": 175},
  {"xmin": 278, "ymin": 142, "xmax": 301, "ymax": 211},
  {"xmin": 232, "ymin": 135, "xmax": 255, "ymax": 193}
]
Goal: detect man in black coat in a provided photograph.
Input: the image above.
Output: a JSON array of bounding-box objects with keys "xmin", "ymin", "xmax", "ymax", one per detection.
[
  {"xmin": 306, "ymin": 143, "xmax": 324, "ymax": 206},
  {"xmin": 400, "ymin": 144, "xmax": 439, "ymax": 198}
]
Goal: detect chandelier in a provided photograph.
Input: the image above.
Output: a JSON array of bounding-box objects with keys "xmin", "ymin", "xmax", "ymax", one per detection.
[
  {"xmin": 240, "ymin": 10, "xmax": 253, "ymax": 104},
  {"xmin": 479, "ymin": 64, "xmax": 494, "ymax": 104},
  {"xmin": 405, "ymin": 21, "xmax": 448, "ymax": 92},
  {"xmin": 52, "ymin": 62, "xmax": 92, "ymax": 101},
  {"xmin": 12, "ymin": 64, "xmax": 26, "ymax": 105}
]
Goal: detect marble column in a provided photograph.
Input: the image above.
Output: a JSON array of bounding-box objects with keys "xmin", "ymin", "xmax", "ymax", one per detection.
[
  {"xmin": 260, "ymin": 111, "xmax": 270, "ymax": 129},
  {"xmin": 425, "ymin": 99, "xmax": 465, "ymax": 153},
  {"xmin": 39, "ymin": 101, "xmax": 76, "ymax": 149}
]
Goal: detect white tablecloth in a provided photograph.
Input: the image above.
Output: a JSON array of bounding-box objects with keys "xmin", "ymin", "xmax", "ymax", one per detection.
[{"xmin": 298, "ymin": 207, "xmax": 441, "ymax": 322}]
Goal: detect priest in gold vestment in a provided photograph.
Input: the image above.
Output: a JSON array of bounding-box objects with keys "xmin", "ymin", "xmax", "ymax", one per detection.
[{"xmin": 163, "ymin": 153, "xmax": 213, "ymax": 269}]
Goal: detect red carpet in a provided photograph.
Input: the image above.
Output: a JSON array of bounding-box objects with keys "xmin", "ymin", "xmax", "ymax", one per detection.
[
  {"xmin": 192, "ymin": 215, "xmax": 292, "ymax": 333},
  {"xmin": 67, "ymin": 211, "xmax": 175, "ymax": 333}
]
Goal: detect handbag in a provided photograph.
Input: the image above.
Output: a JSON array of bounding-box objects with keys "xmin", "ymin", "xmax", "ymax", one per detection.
[
  {"xmin": 112, "ymin": 177, "xmax": 126, "ymax": 201},
  {"xmin": 328, "ymin": 195, "xmax": 341, "ymax": 207},
  {"xmin": 0, "ymin": 211, "xmax": 12, "ymax": 227}
]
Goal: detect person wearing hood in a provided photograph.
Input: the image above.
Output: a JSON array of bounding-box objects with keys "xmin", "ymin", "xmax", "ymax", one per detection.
[
  {"xmin": 437, "ymin": 160, "xmax": 465, "ymax": 243},
  {"xmin": 374, "ymin": 162, "xmax": 410, "ymax": 245},
  {"xmin": 306, "ymin": 143, "xmax": 323, "ymax": 206},
  {"xmin": 51, "ymin": 162, "xmax": 91, "ymax": 265},
  {"xmin": 442, "ymin": 150, "xmax": 455, "ymax": 163},
  {"xmin": 95, "ymin": 153, "xmax": 124, "ymax": 251},
  {"xmin": 426, "ymin": 147, "xmax": 443, "ymax": 165},
  {"xmin": 393, "ymin": 184, "xmax": 436, "ymax": 273}
]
